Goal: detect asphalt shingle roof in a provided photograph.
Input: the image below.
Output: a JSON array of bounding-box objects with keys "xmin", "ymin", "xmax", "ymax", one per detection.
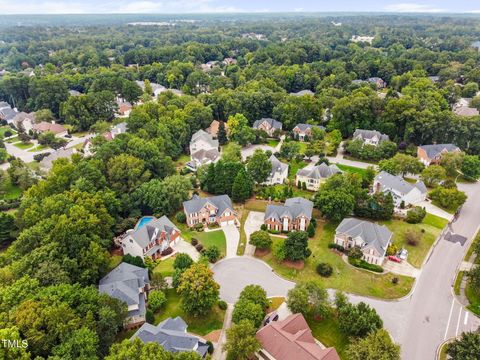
[
  {"xmin": 252, "ymin": 118, "xmax": 282, "ymax": 130},
  {"xmin": 183, "ymin": 194, "xmax": 234, "ymax": 215},
  {"xmin": 265, "ymin": 197, "xmax": 314, "ymax": 221},
  {"xmin": 130, "ymin": 215, "xmax": 178, "ymax": 249},
  {"xmin": 353, "ymin": 129, "xmax": 390, "ymax": 142},
  {"xmin": 190, "ymin": 129, "xmax": 219, "ymax": 149},
  {"xmin": 419, "ymin": 144, "xmax": 460, "ymax": 159},
  {"xmin": 297, "ymin": 163, "xmax": 341, "ymax": 180},
  {"xmin": 375, "ymin": 171, "xmax": 427, "ymax": 195},
  {"xmin": 294, "ymin": 123, "xmax": 326, "ymax": 132}
]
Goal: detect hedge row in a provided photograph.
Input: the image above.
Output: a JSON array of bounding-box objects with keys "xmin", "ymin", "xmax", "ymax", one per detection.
[{"xmin": 348, "ymin": 257, "xmax": 384, "ymax": 273}]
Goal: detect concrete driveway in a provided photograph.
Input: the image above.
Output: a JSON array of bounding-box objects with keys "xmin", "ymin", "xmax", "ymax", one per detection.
[
  {"xmin": 417, "ymin": 200, "xmax": 454, "ymax": 221},
  {"xmin": 212, "ymin": 257, "xmax": 295, "ymax": 303},
  {"xmin": 222, "ymin": 225, "xmax": 239, "ymax": 259},
  {"xmin": 243, "ymin": 211, "xmax": 265, "ymax": 256},
  {"xmin": 241, "ymin": 144, "xmax": 276, "ymax": 161},
  {"xmin": 174, "ymin": 239, "xmax": 200, "ymax": 261}
]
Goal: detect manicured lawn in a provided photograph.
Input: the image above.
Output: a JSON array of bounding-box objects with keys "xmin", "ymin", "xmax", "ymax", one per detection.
[
  {"xmin": 244, "ymin": 198, "xmax": 272, "ymax": 212},
  {"xmin": 175, "ymin": 220, "xmax": 227, "ymax": 258},
  {"xmin": 267, "ymin": 297, "xmax": 284, "ymax": 312},
  {"xmin": 0, "ymin": 126, "xmax": 16, "ymax": 139},
  {"xmin": 454, "ymin": 271, "xmax": 464, "ymax": 296},
  {"xmin": 14, "ymin": 141, "xmax": 33, "ymax": 150},
  {"xmin": 423, "ymin": 213, "xmax": 449, "ymax": 229},
  {"xmin": 259, "ymin": 221, "xmax": 415, "ymax": 299},
  {"xmin": 266, "ymin": 139, "xmax": 280, "ymax": 148},
  {"xmin": 0, "ymin": 180, "xmax": 22, "ymax": 200},
  {"xmin": 28, "ymin": 144, "xmax": 49, "ymax": 152},
  {"xmin": 271, "ymin": 184, "xmax": 315, "ymax": 200},
  {"xmin": 154, "ymin": 256, "xmax": 175, "ymax": 277},
  {"xmin": 335, "ymin": 163, "xmax": 371, "ymax": 177},
  {"xmin": 237, "ymin": 209, "xmax": 249, "ymax": 255},
  {"xmin": 379, "ymin": 215, "xmax": 446, "ymax": 268},
  {"xmin": 154, "ymin": 289, "xmax": 225, "ymax": 336},
  {"xmin": 465, "ymin": 282, "xmax": 480, "ymax": 316},
  {"xmin": 5, "ymin": 135, "xmax": 18, "ymax": 143},
  {"xmin": 288, "ymin": 159, "xmax": 307, "ymax": 180},
  {"xmin": 306, "ymin": 313, "xmax": 350, "ymax": 359}
]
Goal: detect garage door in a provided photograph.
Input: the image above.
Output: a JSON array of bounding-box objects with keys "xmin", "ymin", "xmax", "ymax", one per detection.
[{"xmin": 221, "ymin": 220, "xmax": 235, "ymax": 226}]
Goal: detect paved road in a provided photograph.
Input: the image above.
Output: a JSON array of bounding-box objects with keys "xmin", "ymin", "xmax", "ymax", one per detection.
[{"xmin": 212, "ymin": 257, "xmax": 295, "ymax": 303}]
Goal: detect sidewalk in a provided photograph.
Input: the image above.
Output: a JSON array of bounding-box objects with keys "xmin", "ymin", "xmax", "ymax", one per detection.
[{"xmin": 211, "ymin": 304, "xmax": 233, "ymax": 360}]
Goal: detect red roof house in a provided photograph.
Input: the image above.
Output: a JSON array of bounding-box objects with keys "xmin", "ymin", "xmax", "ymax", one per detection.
[{"xmin": 256, "ymin": 313, "xmax": 340, "ymax": 360}]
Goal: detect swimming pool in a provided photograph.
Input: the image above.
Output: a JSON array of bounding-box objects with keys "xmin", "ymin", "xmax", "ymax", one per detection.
[{"xmin": 136, "ymin": 216, "xmax": 154, "ymax": 229}]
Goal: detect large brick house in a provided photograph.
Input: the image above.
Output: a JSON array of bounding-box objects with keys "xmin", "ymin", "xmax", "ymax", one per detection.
[
  {"xmin": 120, "ymin": 216, "xmax": 181, "ymax": 260},
  {"xmin": 292, "ymin": 123, "xmax": 325, "ymax": 141},
  {"xmin": 334, "ymin": 218, "xmax": 392, "ymax": 265},
  {"xmin": 252, "ymin": 118, "xmax": 282, "ymax": 137},
  {"xmin": 183, "ymin": 194, "xmax": 239, "ymax": 227},
  {"xmin": 417, "ymin": 144, "xmax": 461, "ymax": 166},
  {"xmin": 264, "ymin": 197, "xmax": 313, "ymax": 232}
]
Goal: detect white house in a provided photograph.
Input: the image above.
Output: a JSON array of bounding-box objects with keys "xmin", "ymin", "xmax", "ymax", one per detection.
[
  {"xmin": 352, "ymin": 129, "xmax": 389, "ymax": 147},
  {"xmin": 295, "ymin": 163, "xmax": 341, "ymax": 191},
  {"xmin": 373, "ymin": 171, "xmax": 427, "ymax": 207},
  {"xmin": 187, "ymin": 129, "xmax": 220, "ymax": 171},
  {"xmin": 264, "ymin": 154, "xmax": 288, "ymax": 185}
]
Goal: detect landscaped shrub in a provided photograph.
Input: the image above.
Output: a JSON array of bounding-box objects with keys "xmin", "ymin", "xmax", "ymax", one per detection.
[
  {"xmin": 405, "ymin": 230, "xmax": 421, "ymax": 246},
  {"xmin": 392, "ymin": 277, "xmax": 399, "ymax": 284},
  {"xmin": 328, "ymin": 243, "xmax": 345, "ymax": 252},
  {"xmin": 191, "ymin": 238, "xmax": 198, "ymax": 246},
  {"xmin": 4, "ymin": 130, "xmax": 12, "ymax": 137},
  {"xmin": 348, "ymin": 246, "xmax": 363, "ymax": 259},
  {"xmin": 249, "ymin": 230, "xmax": 272, "ymax": 250},
  {"xmin": 206, "ymin": 341, "xmax": 214, "ymax": 354},
  {"xmin": 146, "ymin": 309, "xmax": 155, "ymax": 324},
  {"xmin": 203, "ymin": 245, "xmax": 221, "ymax": 263},
  {"xmin": 173, "ymin": 253, "xmax": 194, "ymax": 270},
  {"xmin": 272, "ymin": 240, "xmax": 286, "ymax": 261},
  {"xmin": 176, "ymin": 212, "xmax": 187, "ymax": 223},
  {"xmin": 161, "ymin": 247, "xmax": 173, "ymax": 256},
  {"xmin": 316, "ymin": 263, "xmax": 333, "ymax": 277},
  {"xmin": 194, "ymin": 223, "xmax": 204, "ymax": 231},
  {"xmin": 218, "ymin": 300, "xmax": 228, "ymax": 310},
  {"xmin": 33, "ymin": 152, "xmax": 50, "ymax": 162},
  {"xmin": 348, "ymin": 258, "xmax": 384, "ymax": 273},
  {"xmin": 195, "ymin": 243, "xmax": 204, "ymax": 252},
  {"xmin": 307, "ymin": 222, "xmax": 315, "ymax": 237},
  {"xmin": 148, "ymin": 290, "xmax": 167, "ymax": 312},
  {"xmin": 122, "ymin": 254, "xmax": 145, "ymax": 268},
  {"xmin": 406, "ymin": 206, "xmax": 426, "ymax": 224},
  {"xmin": 386, "ymin": 243, "xmax": 398, "ymax": 256},
  {"xmin": 260, "ymin": 224, "xmax": 267, "ymax": 231}
]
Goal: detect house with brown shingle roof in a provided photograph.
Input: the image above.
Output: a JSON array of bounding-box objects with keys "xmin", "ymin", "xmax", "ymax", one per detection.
[
  {"xmin": 256, "ymin": 313, "xmax": 340, "ymax": 360},
  {"xmin": 32, "ymin": 121, "xmax": 68, "ymax": 137}
]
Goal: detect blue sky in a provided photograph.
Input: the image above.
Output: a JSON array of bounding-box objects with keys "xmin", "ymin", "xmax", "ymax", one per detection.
[{"xmin": 0, "ymin": 0, "xmax": 479, "ymax": 15}]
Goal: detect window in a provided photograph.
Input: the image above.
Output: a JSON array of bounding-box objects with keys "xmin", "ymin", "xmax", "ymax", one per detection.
[{"xmin": 225, "ymin": 211, "xmax": 230, "ymax": 216}]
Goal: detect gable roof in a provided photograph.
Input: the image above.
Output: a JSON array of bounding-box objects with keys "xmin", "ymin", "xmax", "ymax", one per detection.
[
  {"xmin": 256, "ymin": 313, "xmax": 340, "ymax": 360},
  {"xmin": 269, "ymin": 154, "xmax": 288, "ymax": 175},
  {"xmin": 353, "ymin": 129, "xmax": 389, "ymax": 142},
  {"xmin": 0, "ymin": 101, "xmax": 10, "ymax": 109},
  {"xmin": 39, "ymin": 148, "xmax": 76, "ymax": 170},
  {"xmin": 183, "ymin": 194, "xmax": 234, "ymax": 215},
  {"xmin": 99, "ymin": 262, "xmax": 149, "ymax": 318},
  {"xmin": 191, "ymin": 148, "xmax": 220, "ymax": 162},
  {"xmin": 190, "ymin": 129, "xmax": 219, "ymax": 149},
  {"xmin": 375, "ymin": 171, "xmax": 427, "ymax": 195},
  {"xmin": 290, "ymin": 90, "xmax": 315, "ymax": 96},
  {"xmin": 418, "ymin": 144, "xmax": 460, "ymax": 159},
  {"xmin": 265, "ymin": 197, "xmax": 314, "ymax": 221},
  {"xmin": 297, "ymin": 163, "xmax": 341, "ymax": 180},
  {"xmin": 0, "ymin": 107, "xmax": 17, "ymax": 121},
  {"xmin": 293, "ymin": 123, "xmax": 326, "ymax": 133},
  {"xmin": 206, "ymin": 120, "xmax": 228, "ymax": 136},
  {"xmin": 253, "ymin": 118, "xmax": 282, "ymax": 130},
  {"xmin": 132, "ymin": 317, "xmax": 208, "ymax": 356},
  {"xmin": 32, "ymin": 121, "xmax": 67, "ymax": 134},
  {"xmin": 336, "ymin": 218, "xmax": 392, "ymax": 256},
  {"xmin": 128, "ymin": 215, "xmax": 178, "ymax": 250}
]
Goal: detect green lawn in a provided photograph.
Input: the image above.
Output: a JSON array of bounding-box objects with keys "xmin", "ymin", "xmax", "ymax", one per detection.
[
  {"xmin": 237, "ymin": 209, "xmax": 249, "ymax": 255},
  {"xmin": 0, "ymin": 180, "xmax": 22, "ymax": 200},
  {"xmin": 454, "ymin": 271, "xmax": 464, "ymax": 296},
  {"xmin": 266, "ymin": 139, "xmax": 280, "ymax": 148},
  {"xmin": 174, "ymin": 220, "xmax": 227, "ymax": 258},
  {"xmin": 259, "ymin": 221, "xmax": 415, "ymax": 299},
  {"xmin": 288, "ymin": 159, "xmax": 307, "ymax": 180},
  {"xmin": 465, "ymin": 282, "xmax": 480, "ymax": 316},
  {"xmin": 14, "ymin": 141, "xmax": 33, "ymax": 150},
  {"xmin": 271, "ymin": 184, "xmax": 315, "ymax": 200},
  {"xmin": 154, "ymin": 256, "xmax": 175, "ymax": 277},
  {"xmin": 5, "ymin": 135, "xmax": 18, "ymax": 143},
  {"xmin": 175, "ymin": 154, "xmax": 191, "ymax": 168},
  {"xmin": 335, "ymin": 163, "xmax": 371, "ymax": 177},
  {"xmin": 0, "ymin": 126, "xmax": 16, "ymax": 139},
  {"xmin": 153, "ymin": 289, "xmax": 225, "ymax": 336},
  {"xmin": 306, "ymin": 313, "xmax": 350, "ymax": 359},
  {"xmin": 379, "ymin": 214, "xmax": 446, "ymax": 268},
  {"xmin": 107, "ymin": 254, "xmax": 123, "ymax": 272},
  {"xmin": 28, "ymin": 144, "xmax": 49, "ymax": 152}
]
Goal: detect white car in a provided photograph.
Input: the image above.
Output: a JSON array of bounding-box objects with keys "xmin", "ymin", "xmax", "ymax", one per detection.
[{"xmin": 399, "ymin": 249, "xmax": 408, "ymax": 260}]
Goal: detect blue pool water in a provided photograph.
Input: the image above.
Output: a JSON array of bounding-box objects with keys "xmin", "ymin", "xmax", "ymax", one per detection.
[{"xmin": 136, "ymin": 216, "xmax": 154, "ymax": 229}]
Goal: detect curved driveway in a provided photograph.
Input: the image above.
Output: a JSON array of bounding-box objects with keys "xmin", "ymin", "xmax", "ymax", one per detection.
[{"xmin": 212, "ymin": 257, "xmax": 295, "ymax": 303}]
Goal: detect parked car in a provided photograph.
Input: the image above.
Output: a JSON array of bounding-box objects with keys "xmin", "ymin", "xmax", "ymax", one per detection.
[
  {"xmin": 398, "ymin": 249, "xmax": 408, "ymax": 260},
  {"xmin": 388, "ymin": 255, "xmax": 401, "ymax": 263},
  {"xmin": 65, "ymin": 134, "xmax": 72, "ymax": 138},
  {"xmin": 263, "ymin": 311, "xmax": 279, "ymax": 326}
]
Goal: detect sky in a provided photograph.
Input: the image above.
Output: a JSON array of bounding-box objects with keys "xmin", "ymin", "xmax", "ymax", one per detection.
[{"xmin": 0, "ymin": 0, "xmax": 479, "ymax": 15}]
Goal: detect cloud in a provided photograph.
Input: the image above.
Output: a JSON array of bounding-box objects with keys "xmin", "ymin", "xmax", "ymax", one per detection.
[
  {"xmin": 384, "ymin": 3, "xmax": 445, "ymax": 13},
  {"xmin": 115, "ymin": 0, "xmax": 243, "ymax": 13}
]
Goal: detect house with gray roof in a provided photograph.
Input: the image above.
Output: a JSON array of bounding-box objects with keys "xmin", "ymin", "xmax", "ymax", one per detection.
[
  {"xmin": 289, "ymin": 89, "xmax": 315, "ymax": 97},
  {"xmin": 296, "ymin": 163, "xmax": 341, "ymax": 191},
  {"xmin": 99, "ymin": 262, "xmax": 150, "ymax": 328},
  {"xmin": 417, "ymin": 144, "xmax": 461, "ymax": 166},
  {"xmin": 0, "ymin": 102, "xmax": 17, "ymax": 124},
  {"xmin": 292, "ymin": 123, "xmax": 326, "ymax": 141},
  {"xmin": 187, "ymin": 129, "xmax": 220, "ymax": 171},
  {"xmin": 252, "ymin": 118, "xmax": 283, "ymax": 137},
  {"xmin": 264, "ymin": 154, "xmax": 288, "ymax": 185},
  {"xmin": 374, "ymin": 171, "xmax": 427, "ymax": 207},
  {"xmin": 120, "ymin": 216, "xmax": 181, "ymax": 260},
  {"xmin": 353, "ymin": 129, "xmax": 390, "ymax": 147},
  {"xmin": 132, "ymin": 317, "xmax": 209, "ymax": 357},
  {"xmin": 264, "ymin": 197, "xmax": 314, "ymax": 232},
  {"xmin": 39, "ymin": 148, "xmax": 76, "ymax": 171},
  {"xmin": 334, "ymin": 218, "xmax": 392, "ymax": 265},
  {"xmin": 183, "ymin": 194, "xmax": 238, "ymax": 228}
]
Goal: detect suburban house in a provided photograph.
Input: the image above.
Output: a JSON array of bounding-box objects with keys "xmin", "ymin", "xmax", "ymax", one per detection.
[
  {"xmin": 256, "ymin": 313, "xmax": 340, "ymax": 360},
  {"xmin": 39, "ymin": 148, "xmax": 76, "ymax": 171},
  {"xmin": 292, "ymin": 123, "xmax": 326, "ymax": 141},
  {"xmin": 296, "ymin": 163, "xmax": 341, "ymax": 191},
  {"xmin": 453, "ymin": 98, "xmax": 479, "ymax": 117},
  {"xmin": 206, "ymin": 120, "xmax": 228, "ymax": 138},
  {"xmin": 264, "ymin": 154, "xmax": 289, "ymax": 185},
  {"xmin": 12, "ymin": 112, "xmax": 36, "ymax": 132},
  {"xmin": 187, "ymin": 129, "xmax": 220, "ymax": 171},
  {"xmin": 99, "ymin": 262, "xmax": 150, "ymax": 328},
  {"xmin": 111, "ymin": 122, "xmax": 128, "ymax": 137},
  {"xmin": 417, "ymin": 144, "xmax": 461, "ymax": 166},
  {"xmin": 84, "ymin": 123, "xmax": 126, "ymax": 156},
  {"xmin": 183, "ymin": 194, "xmax": 239, "ymax": 228},
  {"xmin": 252, "ymin": 118, "xmax": 283, "ymax": 137},
  {"xmin": 135, "ymin": 80, "xmax": 167, "ymax": 97},
  {"xmin": 290, "ymin": 89, "xmax": 315, "ymax": 96},
  {"xmin": 131, "ymin": 317, "xmax": 209, "ymax": 358},
  {"xmin": 368, "ymin": 77, "xmax": 387, "ymax": 89},
  {"xmin": 32, "ymin": 121, "xmax": 68, "ymax": 137},
  {"xmin": 200, "ymin": 60, "xmax": 218, "ymax": 72},
  {"xmin": 116, "ymin": 99, "xmax": 132, "ymax": 117},
  {"xmin": 0, "ymin": 101, "xmax": 17, "ymax": 123},
  {"xmin": 223, "ymin": 57, "xmax": 237, "ymax": 66},
  {"xmin": 264, "ymin": 197, "xmax": 313, "ymax": 232},
  {"xmin": 373, "ymin": 171, "xmax": 427, "ymax": 207},
  {"xmin": 334, "ymin": 218, "xmax": 392, "ymax": 265},
  {"xmin": 352, "ymin": 129, "xmax": 390, "ymax": 146},
  {"xmin": 120, "ymin": 216, "xmax": 181, "ymax": 260}
]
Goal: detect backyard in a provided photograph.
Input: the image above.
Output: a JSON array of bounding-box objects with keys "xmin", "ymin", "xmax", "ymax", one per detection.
[
  {"xmin": 335, "ymin": 163, "xmax": 372, "ymax": 177},
  {"xmin": 153, "ymin": 288, "xmax": 225, "ymax": 336},
  {"xmin": 307, "ymin": 313, "xmax": 350, "ymax": 359},
  {"xmin": 257, "ymin": 221, "xmax": 415, "ymax": 299},
  {"xmin": 153, "ymin": 256, "xmax": 176, "ymax": 277}
]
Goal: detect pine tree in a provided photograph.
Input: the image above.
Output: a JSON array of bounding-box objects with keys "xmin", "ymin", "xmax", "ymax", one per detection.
[
  {"xmin": 204, "ymin": 163, "xmax": 216, "ymax": 194},
  {"xmin": 232, "ymin": 168, "xmax": 253, "ymax": 202},
  {"xmin": 218, "ymin": 121, "xmax": 228, "ymax": 145},
  {"xmin": 0, "ymin": 213, "xmax": 15, "ymax": 245}
]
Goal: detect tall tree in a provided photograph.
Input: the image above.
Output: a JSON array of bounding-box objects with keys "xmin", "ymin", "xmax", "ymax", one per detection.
[
  {"xmin": 232, "ymin": 167, "xmax": 253, "ymax": 202},
  {"xmin": 346, "ymin": 329, "xmax": 401, "ymax": 360},
  {"xmin": 247, "ymin": 149, "xmax": 271, "ymax": 184},
  {"xmin": 223, "ymin": 320, "xmax": 261, "ymax": 360}
]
